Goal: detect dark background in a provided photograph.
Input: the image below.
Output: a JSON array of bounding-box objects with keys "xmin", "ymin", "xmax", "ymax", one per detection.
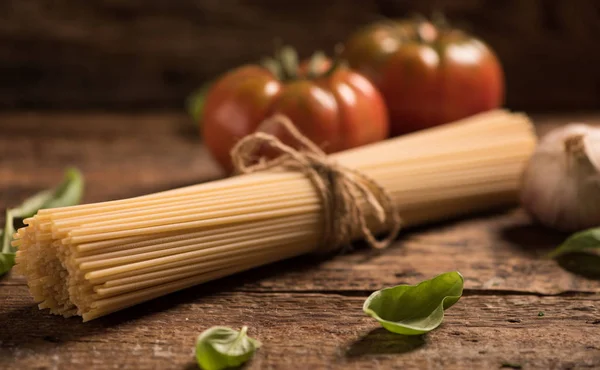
[{"xmin": 1, "ymin": 0, "xmax": 599, "ymax": 112}]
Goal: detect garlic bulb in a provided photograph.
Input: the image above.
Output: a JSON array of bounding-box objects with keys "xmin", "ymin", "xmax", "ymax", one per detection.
[{"xmin": 520, "ymin": 123, "xmax": 600, "ymax": 232}]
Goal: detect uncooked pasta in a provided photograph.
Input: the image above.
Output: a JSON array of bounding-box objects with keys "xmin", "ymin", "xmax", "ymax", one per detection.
[{"xmin": 14, "ymin": 109, "xmax": 537, "ymax": 321}]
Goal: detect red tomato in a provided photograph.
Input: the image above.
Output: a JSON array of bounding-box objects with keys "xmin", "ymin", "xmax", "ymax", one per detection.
[
  {"xmin": 343, "ymin": 19, "xmax": 504, "ymax": 136},
  {"xmin": 202, "ymin": 53, "xmax": 389, "ymax": 171}
]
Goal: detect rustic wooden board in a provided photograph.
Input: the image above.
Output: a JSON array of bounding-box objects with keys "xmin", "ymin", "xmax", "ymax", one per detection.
[
  {"xmin": 231, "ymin": 209, "xmax": 600, "ymax": 295},
  {"xmin": 0, "ymin": 113, "xmax": 222, "ymax": 206},
  {"xmin": 1, "ymin": 113, "xmax": 599, "ymax": 369},
  {"xmin": 1, "ymin": 288, "xmax": 599, "ymax": 369}
]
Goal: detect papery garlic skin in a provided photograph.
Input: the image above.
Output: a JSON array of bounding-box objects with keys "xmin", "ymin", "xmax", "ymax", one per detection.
[{"xmin": 520, "ymin": 124, "xmax": 600, "ymax": 232}]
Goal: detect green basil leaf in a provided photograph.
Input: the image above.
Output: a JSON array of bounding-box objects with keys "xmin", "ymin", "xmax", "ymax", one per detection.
[
  {"xmin": 0, "ymin": 212, "xmax": 16, "ymax": 275},
  {"xmin": 0, "ymin": 168, "xmax": 84, "ymax": 275},
  {"xmin": 555, "ymin": 252, "xmax": 600, "ymax": 278},
  {"xmin": 10, "ymin": 190, "xmax": 54, "ymax": 219},
  {"xmin": 363, "ymin": 271, "xmax": 464, "ymax": 335},
  {"xmin": 39, "ymin": 168, "xmax": 84, "ymax": 209},
  {"xmin": 9, "ymin": 168, "xmax": 83, "ymax": 219},
  {"xmin": 195, "ymin": 326, "xmax": 261, "ymax": 370},
  {"xmin": 548, "ymin": 227, "xmax": 600, "ymax": 258},
  {"xmin": 0, "ymin": 251, "xmax": 16, "ymax": 276},
  {"xmin": 1, "ymin": 212, "xmax": 15, "ymax": 253},
  {"xmin": 186, "ymin": 82, "xmax": 213, "ymax": 124}
]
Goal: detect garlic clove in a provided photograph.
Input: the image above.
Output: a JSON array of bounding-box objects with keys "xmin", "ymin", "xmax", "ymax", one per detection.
[
  {"xmin": 582, "ymin": 131, "xmax": 600, "ymax": 172},
  {"xmin": 520, "ymin": 123, "xmax": 600, "ymax": 232}
]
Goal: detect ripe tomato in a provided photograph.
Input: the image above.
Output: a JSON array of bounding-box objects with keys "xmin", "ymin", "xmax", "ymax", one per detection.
[
  {"xmin": 343, "ymin": 18, "xmax": 504, "ymax": 136},
  {"xmin": 202, "ymin": 50, "xmax": 389, "ymax": 171}
]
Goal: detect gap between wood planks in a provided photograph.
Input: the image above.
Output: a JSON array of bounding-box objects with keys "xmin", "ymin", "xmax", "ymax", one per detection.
[
  {"xmin": 4, "ymin": 275, "xmax": 597, "ymax": 296},
  {"xmin": 233, "ymin": 288, "xmax": 598, "ymax": 297}
]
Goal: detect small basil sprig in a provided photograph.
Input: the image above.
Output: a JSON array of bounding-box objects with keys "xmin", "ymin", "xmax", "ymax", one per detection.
[
  {"xmin": 186, "ymin": 82, "xmax": 213, "ymax": 125},
  {"xmin": 548, "ymin": 227, "xmax": 600, "ymax": 258},
  {"xmin": 0, "ymin": 168, "xmax": 84, "ymax": 275},
  {"xmin": 195, "ymin": 326, "xmax": 261, "ymax": 370},
  {"xmin": 363, "ymin": 271, "xmax": 464, "ymax": 335},
  {"xmin": 0, "ymin": 219, "xmax": 16, "ymax": 274}
]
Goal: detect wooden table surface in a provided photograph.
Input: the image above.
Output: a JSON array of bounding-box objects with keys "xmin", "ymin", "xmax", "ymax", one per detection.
[{"xmin": 1, "ymin": 112, "xmax": 599, "ymax": 370}]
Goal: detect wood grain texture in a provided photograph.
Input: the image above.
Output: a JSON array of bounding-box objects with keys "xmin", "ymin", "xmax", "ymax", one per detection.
[
  {"xmin": 1, "ymin": 288, "xmax": 599, "ymax": 370},
  {"xmin": 0, "ymin": 112, "xmax": 222, "ymax": 207},
  {"xmin": 1, "ymin": 112, "xmax": 600, "ymax": 369},
  {"xmin": 1, "ymin": 0, "xmax": 600, "ymax": 110}
]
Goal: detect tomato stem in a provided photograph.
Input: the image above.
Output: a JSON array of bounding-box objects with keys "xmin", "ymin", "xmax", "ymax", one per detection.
[
  {"xmin": 431, "ymin": 11, "xmax": 450, "ymax": 32},
  {"xmin": 262, "ymin": 44, "xmax": 344, "ymax": 81},
  {"xmin": 307, "ymin": 51, "xmax": 327, "ymax": 79},
  {"xmin": 278, "ymin": 46, "xmax": 299, "ymax": 81},
  {"xmin": 321, "ymin": 44, "xmax": 345, "ymax": 78},
  {"xmin": 410, "ymin": 13, "xmax": 428, "ymax": 25},
  {"xmin": 406, "ymin": 13, "xmax": 439, "ymax": 43},
  {"xmin": 416, "ymin": 22, "xmax": 438, "ymax": 43},
  {"xmin": 261, "ymin": 57, "xmax": 283, "ymax": 80}
]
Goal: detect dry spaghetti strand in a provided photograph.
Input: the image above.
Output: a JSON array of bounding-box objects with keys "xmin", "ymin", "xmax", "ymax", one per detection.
[
  {"xmin": 14, "ymin": 110, "xmax": 537, "ymax": 321},
  {"xmin": 230, "ymin": 114, "xmax": 401, "ymax": 252}
]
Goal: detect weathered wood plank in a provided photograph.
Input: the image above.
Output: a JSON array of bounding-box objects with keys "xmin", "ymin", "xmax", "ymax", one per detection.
[
  {"xmin": 1, "ymin": 112, "xmax": 600, "ymax": 368},
  {"xmin": 0, "ymin": 113, "xmax": 222, "ymax": 207},
  {"xmin": 1, "ymin": 286, "xmax": 599, "ymax": 369}
]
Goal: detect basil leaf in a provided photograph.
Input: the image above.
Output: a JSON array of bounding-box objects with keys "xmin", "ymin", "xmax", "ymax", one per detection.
[
  {"xmin": 40, "ymin": 168, "xmax": 84, "ymax": 209},
  {"xmin": 10, "ymin": 190, "xmax": 54, "ymax": 219},
  {"xmin": 0, "ymin": 252, "xmax": 15, "ymax": 275},
  {"xmin": 548, "ymin": 227, "xmax": 600, "ymax": 258},
  {"xmin": 0, "ymin": 168, "xmax": 84, "ymax": 275},
  {"xmin": 9, "ymin": 167, "xmax": 83, "ymax": 219},
  {"xmin": 186, "ymin": 82, "xmax": 213, "ymax": 124},
  {"xmin": 555, "ymin": 252, "xmax": 600, "ymax": 279},
  {"xmin": 363, "ymin": 271, "xmax": 464, "ymax": 335},
  {"xmin": 1, "ymin": 212, "xmax": 15, "ymax": 253},
  {"xmin": 195, "ymin": 326, "xmax": 261, "ymax": 370},
  {"xmin": 0, "ymin": 212, "xmax": 16, "ymax": 275}
]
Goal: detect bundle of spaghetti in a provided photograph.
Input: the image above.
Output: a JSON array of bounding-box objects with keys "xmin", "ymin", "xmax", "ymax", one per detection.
[{"xmin": 14, "ymin": 109, "xmax": 537, "ymax": 321}]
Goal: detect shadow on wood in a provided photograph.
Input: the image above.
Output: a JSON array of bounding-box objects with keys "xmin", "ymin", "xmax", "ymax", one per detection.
[
  {"xmin": 499, "ymin": 223, "xmax": 567, "ymax": 257},
  {"xmin": 555, "ymin": 253, "xmax": 600, "ymax": 280},
  {"xmin": 183, "ymin": 359, "xmax": 253, "ymax": 370},
  {"xmin": 184, "ymin": 362, "xmax": 200, "ymax": 370},
  {"xmin": 345, "ymin": 328, "xmax": 426, "ymax": 358},
  {"xmin": 0, "ymin": 304, "xmax": 101, "ymax": 358},
  {"xmin": 0, "ymin": 253, "xmax": 332, "ymax": 361}
]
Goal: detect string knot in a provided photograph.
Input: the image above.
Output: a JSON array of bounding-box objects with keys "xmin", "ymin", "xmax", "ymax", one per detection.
[{"xmin": 230, "ymin": 114, "xmax": 401, "ymax": 253}]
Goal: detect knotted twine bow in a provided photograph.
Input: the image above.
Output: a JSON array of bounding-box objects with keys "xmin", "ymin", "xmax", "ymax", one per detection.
[{"xmin": 230, "ymin": 114, "xmax": 402, "ymax": 253}]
